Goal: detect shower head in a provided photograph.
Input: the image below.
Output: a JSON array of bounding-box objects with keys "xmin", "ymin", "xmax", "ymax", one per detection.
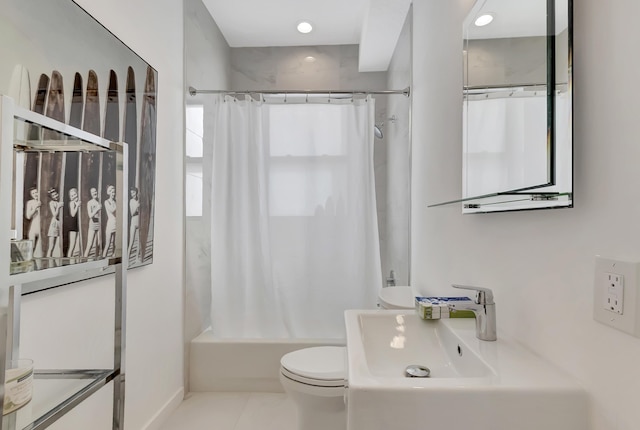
[{"xmin": 374, "ymin": 124, "xmax": 384, "ymax": 139}]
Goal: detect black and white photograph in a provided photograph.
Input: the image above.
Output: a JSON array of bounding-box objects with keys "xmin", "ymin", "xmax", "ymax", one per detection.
[{"xmin": 3, "ymin": 0, "xmax": 158, "ymax": 270}]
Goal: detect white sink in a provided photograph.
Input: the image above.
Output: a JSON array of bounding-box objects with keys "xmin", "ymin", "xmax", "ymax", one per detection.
[
  {"xmin": 345, "ymin": 310, "xmax": 587, "ymax": 430},
  {"xmin": 357, "ymin": 311, "xmax": 490, "ymax": 379}
]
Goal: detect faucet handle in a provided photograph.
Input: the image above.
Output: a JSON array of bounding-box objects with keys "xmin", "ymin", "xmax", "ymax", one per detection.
[{"xmin": 451, "ymin": 284, "xmax": 494, "ymax": 304}]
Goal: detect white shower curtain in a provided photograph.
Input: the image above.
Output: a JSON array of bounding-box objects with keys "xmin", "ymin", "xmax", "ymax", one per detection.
[
  {"xmin": 464, "ymin": 93, "xmax": 548, "ymax": 197},
  {"xmin": 208, "ymin": 95, "xmax": 382, "ymax": 339}
]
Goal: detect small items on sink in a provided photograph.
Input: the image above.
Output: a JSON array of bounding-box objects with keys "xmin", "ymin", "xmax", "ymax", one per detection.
[{"xmin": 415, "ymin": 297, "xmax": 476, "ymax": 320}]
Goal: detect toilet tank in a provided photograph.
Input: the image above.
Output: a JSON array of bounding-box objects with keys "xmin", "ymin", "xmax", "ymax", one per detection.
[{"xmin": 377, "ymin": 286, "xmax": 414, "ymax": 309}]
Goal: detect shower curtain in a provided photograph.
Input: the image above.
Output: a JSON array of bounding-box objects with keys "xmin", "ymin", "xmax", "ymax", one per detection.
[{"xmin": 208, "ymin": 95, "xmax": 382, "ymax": 338}]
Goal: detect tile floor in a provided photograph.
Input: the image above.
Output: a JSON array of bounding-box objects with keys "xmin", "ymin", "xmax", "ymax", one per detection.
[{"xmin": 158, "ymin": 392, "xmax": 297, "ymax": 430}]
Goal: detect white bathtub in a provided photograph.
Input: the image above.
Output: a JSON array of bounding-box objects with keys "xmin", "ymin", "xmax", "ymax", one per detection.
[{"xmin": 189, "ymin": 328, "xmax": 345, "ymax": 392}]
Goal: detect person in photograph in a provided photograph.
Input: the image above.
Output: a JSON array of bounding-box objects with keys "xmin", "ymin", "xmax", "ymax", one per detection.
[
  {"xmin": 84, "ymin": 187, "xmax": 101, "ymax": 258},
  {"xmin": 25, "ymin": 187, "xmax": 42, "ymax": 258},
  {"xmin": 46, "ymin": 188, "xmax": 63, "ymax": 258},
  {"xmin": 128, "ymin": 187, "xmax": 140, "ymax": 259},
  {"xmin": 67, "ymin": 187, "xmax": 81, "ymax": 258},
  {"xmin": 103, "ymin": 184, "xmax": 117, "ymax": 258}
]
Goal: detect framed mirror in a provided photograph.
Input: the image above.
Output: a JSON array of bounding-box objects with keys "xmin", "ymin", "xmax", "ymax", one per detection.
[{"xmin": 450, "ymin": 0, "xmax": 572, "ymax": 213}]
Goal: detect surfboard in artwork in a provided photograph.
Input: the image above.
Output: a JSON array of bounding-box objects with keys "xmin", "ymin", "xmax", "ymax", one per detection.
[
  {"xmin": 40, "ymin": 152, "xmax": 64, "ymax": 265},
  {"xmin": 80, "ymin": 152, "xmax": 103, "ymax": 260},
  {"xmin": 68, "ymin": 72, "xmax": 84, "ymax": 129},
  {"xmin": 62, "ymin": 152, "xmax": 81, "ymax": 260},
  {"xmin": 82, "ymin": 70, "xmax": 100, "ymax": 137},
  {"xmin": 32, "ymin": 73, "xmax": 49, "ymax": 115},
  {"xmin": 138, "ymin": 66, "xmax": 157, "ymax": 265},
  {"xmin": 8, "ymin": 64, "xmax": 31, "ymax": 109},
  {"xmin": 103, "ymin": 70, "xmax": 119, "ymax": 142},
  {"xmin": 29, "ymin": 73, "xmax": 49, "ymax": 141},
  {"xmin": 101, "ymin": 152, "xmax": 117, "ymax": 259},
  {"xmin": 123, "ymin": 66, "xmax": 140, "ymax": 265},
  {"xmin": 22, "ymin": 153, "xmax": 42, "ymax": 261},
  {"xmin": 43, "ymin": 70, "xmax": 65, "ymax": 144},
  {"xmin": 45, "ymin": 71, "xmax": 65, "ymax": 122}
]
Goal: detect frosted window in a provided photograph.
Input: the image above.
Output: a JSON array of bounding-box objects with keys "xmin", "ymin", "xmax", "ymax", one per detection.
[
  {"xmin": 185, "ymin": 105, "xmax": 203, "ymax": 216},
  {"xmin": 269, "ymin": 104, "xmax": 347, "ymax": 156},
  {"xmin": 268, "ymin": 104, "xmax": 348, "ymax": 216},
  {"xmin": 185, "ymin": 164, "xmax": 203, "ymax": 217},
  {"xmin": 186, "ymin": 105, "xmax": 204, "ymax": 158}
]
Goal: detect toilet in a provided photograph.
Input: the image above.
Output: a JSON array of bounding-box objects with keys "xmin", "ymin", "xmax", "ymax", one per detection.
[
  {"xmin": 280, "ymin": 346, "xmax": 347, "ymax": 430},
  {"xmin": 378, "ymin": 285, "xmax": 415, "ymax": 309},
  {"xmin": 279, "ymin": 287, "xmax": 414, "ymax": 430}
]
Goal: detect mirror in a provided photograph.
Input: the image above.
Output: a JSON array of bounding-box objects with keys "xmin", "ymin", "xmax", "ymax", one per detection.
[{"xmin": 456, "ymin": 0, "xmax": 572, "ymax": 213}]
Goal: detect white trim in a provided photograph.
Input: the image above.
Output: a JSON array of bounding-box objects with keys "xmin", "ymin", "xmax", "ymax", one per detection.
[{"xmin": 141, "ymin": 387, "xmax": 185, "ymax": 430}]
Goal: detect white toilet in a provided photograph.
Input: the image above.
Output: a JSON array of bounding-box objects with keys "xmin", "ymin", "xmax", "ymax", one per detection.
[
  {"xmin": 378, "ymin": 285, "xmax": 415, "ymax": 309},
  {"xmin": 279, "ymin": 287, "xmax": 414, "ymax": 430},
  {"xmin": 279, "ymin": 346, "xmax": 347, "ymax": 430}
]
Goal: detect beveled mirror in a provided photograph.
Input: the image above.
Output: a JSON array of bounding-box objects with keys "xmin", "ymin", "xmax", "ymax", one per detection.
[{"xmin": 459, "ymin": 0, "xmax": 572, "ymax": 213}]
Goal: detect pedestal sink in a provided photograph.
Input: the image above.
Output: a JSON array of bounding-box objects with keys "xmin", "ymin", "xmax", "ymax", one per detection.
[{"xmin": 345, "ymin": 310, "xmax": 586, "ymax": 430}]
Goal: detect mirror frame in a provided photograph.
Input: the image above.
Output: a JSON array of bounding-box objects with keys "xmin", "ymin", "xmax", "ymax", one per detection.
[{"xmin": 430, "ymin": 0, "xmax": 573, "ymax": 213}]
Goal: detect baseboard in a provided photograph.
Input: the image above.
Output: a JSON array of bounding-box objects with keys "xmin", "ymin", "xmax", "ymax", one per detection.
[{"xmin": 141, "ymin": 387, "xmax": 185, "ymax": 430}]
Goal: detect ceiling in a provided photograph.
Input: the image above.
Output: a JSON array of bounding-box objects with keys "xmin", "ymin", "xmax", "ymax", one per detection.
[
  {"xmin": 201, "ymin": 0, "xmax": 412, "ymax": 72},
  {"xmin": 466, "ymin": 0, "xmax": 569, "ymax": 39}
]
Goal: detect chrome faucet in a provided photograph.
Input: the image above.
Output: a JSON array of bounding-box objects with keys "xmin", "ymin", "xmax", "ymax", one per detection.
[{"xmin": 449, "ymin": 285, "xmax": 497, "ymax": 341}]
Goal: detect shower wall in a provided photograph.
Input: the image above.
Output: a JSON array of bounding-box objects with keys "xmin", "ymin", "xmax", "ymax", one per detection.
[
  {"xmin": 229, "ymin": 45, "xmax": 391, "ymax": 287},
  {"xmin": 385, "ymin": 10, "xmax": 412, "ymax": 286},
  {"xmin": 184, "ymin": 0, "xmax": 230, "ymax": 389}
]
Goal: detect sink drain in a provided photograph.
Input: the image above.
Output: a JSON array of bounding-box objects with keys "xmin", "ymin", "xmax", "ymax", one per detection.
[{"xmin": 404, "ymin": 365, "xmax": 430, "ymax": 378}]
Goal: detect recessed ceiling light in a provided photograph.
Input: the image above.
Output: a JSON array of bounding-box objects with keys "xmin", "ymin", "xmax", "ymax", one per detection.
[
  {"xmin": 474, "ymin": 13, "xmax": 494, "ymax": 27},
  {"xmin": 304, "ymin": 56, "xmax": 316, "ymax": 62},
  {"xmin": 297, "ymin": 21, "xmax": 313, "ymax": 34}
]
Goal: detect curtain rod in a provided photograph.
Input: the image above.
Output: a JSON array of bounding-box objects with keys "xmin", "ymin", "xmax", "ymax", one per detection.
[{"xmin": 188, "ymin": 86, "xmax": 410, "ymax": 97}]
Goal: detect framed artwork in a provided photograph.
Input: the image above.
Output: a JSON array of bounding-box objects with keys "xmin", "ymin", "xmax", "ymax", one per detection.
[{"xmin": 0, "ymin": 0, "xmax": 157, "ymax": 270}]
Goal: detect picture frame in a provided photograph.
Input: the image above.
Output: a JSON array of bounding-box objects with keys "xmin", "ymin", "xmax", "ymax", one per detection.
[{"xmin": 1, "ymin": 0, "xmax": 158, "ymax": 277}]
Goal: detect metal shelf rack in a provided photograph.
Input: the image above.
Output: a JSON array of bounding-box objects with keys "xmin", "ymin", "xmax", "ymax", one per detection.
[{"xmin": 0, "ymin": 95, "xmax": 127, "ymax": 430}]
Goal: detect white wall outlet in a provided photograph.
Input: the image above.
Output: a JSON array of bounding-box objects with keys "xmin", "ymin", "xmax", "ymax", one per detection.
[
  {"xmin": 603, "ymin": 272, "xmax": 624, "ymax": 314},
  {"xmin": 594, "ymin": 257, "xmax": 640, "ymax": 337}
]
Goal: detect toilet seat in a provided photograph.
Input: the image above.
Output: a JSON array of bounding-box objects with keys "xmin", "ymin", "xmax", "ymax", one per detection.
[{"xmin": 280, "ymin": 346, "xmax": 346, "ymax": 388}]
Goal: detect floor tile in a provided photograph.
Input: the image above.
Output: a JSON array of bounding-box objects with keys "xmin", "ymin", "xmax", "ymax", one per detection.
[
  {"xmin": 158, "ymin": 392, "xmax": 250, "ymax": 430},
  {"xmin": 234, "ymin": 393, "xmax": 297, "ymax": 430}
]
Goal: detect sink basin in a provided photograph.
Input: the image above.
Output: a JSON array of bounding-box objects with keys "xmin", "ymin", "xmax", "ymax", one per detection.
[
  {"xmin": 358, "ymin": 311, "xmax": 490, "ymax": 379},
  {"xmin": 345, "ymin": 310, "xmax": 586, "ymax": 430}
]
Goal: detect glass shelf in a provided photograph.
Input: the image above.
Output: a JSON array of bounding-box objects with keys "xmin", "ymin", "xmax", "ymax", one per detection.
[
  {"xmin": 12, "ymin": 108, "xmax": 115, "ymax": 153},
  {"xmin": 2, "ymin": 369, "xmax": 116, "ymax": 430},
  {"xmin": 8, "ymin": 259, "xmax": 119, "ymax": 295},
  {"xmin": 428, "ymin": 191, "xmax": 573, "ymax": 213}
]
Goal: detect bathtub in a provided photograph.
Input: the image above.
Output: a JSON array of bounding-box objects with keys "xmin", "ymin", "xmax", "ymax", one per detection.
[{"xmin": 189, "ymin": 328, "xmax": 345, "ymax": 392}]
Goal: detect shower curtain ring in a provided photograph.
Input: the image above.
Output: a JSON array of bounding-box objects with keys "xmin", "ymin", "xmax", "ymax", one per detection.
[
  {"xmin": 284, "ymin": 92, "xmax": 288, "ymax": 103},
  {"xmin": 306, "ymin": 92, "xmax": 309, "ymax": 103},
  {"xmin": 328, "ymin": 91, "xmax": 331, "ymax": 103}
]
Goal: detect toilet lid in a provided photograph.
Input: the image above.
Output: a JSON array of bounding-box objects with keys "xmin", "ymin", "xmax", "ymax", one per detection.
[{"xmin": 281, "ymin": 346, "xmax": 346, "ymax": 384}]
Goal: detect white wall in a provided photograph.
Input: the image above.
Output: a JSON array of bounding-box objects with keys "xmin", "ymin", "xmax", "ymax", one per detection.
[
  {"xmin": 412, "ymin": 1, "xmax": 640, "ymax": 429},
  {"xmin": 19, "ymin": 1, "xmax": 185, "ymax": 429}
]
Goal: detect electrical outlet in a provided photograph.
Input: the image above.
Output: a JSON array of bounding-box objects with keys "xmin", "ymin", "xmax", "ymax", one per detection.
[
  {"xmin": 593, "ymin": 256, "xmax": 640, "ymax": 337},
  {"xmin": 603, "ymin": 272, "xmax": 624, "ymax": 314}
]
